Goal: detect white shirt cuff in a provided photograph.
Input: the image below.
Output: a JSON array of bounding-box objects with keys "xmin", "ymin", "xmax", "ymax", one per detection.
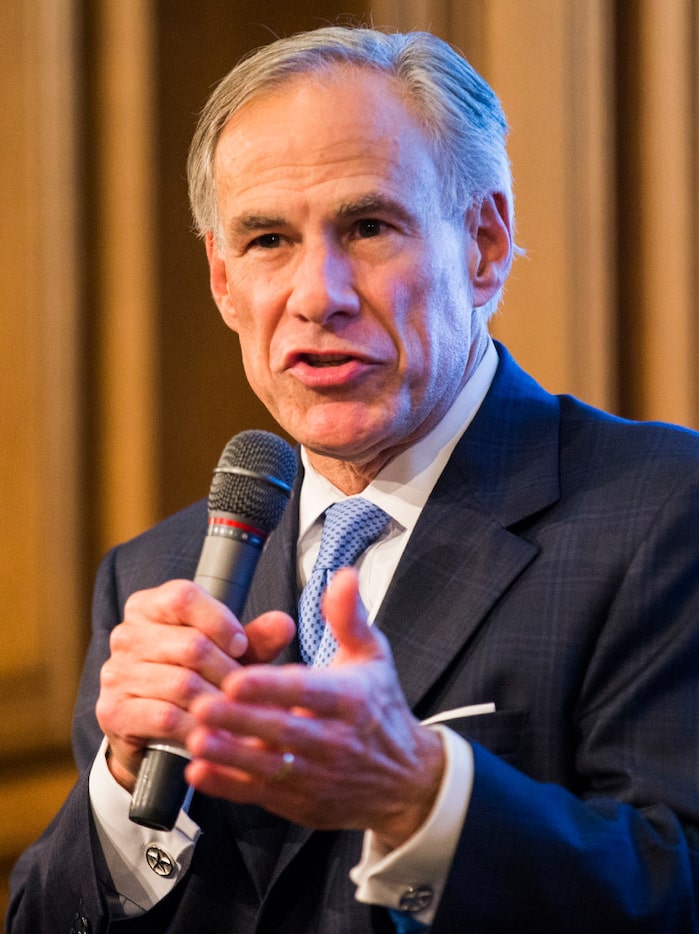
[
  {"xmin": 350, "ymin": 725, "xmax": 473, "ymax": 924},
  {"xmin": 89, "ymin": 737, "xmax": 201, "ymax": 916}
]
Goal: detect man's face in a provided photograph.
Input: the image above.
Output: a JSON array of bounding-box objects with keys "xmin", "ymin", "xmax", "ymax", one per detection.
[{"xmin": 208, "ymin": 68, "xmax": 505, "ymax": 477}]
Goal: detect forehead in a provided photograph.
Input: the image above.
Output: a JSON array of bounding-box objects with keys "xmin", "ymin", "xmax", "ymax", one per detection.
[{"xmin": 213, "ymin": 67, "xmax": 441, "ymax": 215}]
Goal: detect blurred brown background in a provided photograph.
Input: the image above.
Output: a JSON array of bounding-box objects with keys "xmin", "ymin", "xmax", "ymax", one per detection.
[{"xmin": 2, "ymin": 0, "xmax": 697, "ymax": 919}]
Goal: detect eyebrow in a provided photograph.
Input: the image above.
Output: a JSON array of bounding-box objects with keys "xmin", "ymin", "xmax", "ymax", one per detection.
[
  {"xmin": 336, "ymin": 194, "xmax": 414, "ymax": 224},
  {"xmin": 229, "ymin": 214, "xmax": 287, "ymax": 237}
]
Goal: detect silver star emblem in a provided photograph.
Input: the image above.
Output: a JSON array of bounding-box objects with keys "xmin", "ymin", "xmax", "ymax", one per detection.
[{"xmin": 145, "ymin": 844, "xmax": 175, "ymax": 877}]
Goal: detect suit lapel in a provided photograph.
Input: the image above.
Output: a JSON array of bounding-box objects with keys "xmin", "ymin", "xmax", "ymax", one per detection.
[
  {"xmin": 377, "ymin": 474, "xmax": 538, "ymax": 710},
  {"xmin": 380, "ymin": 343, "xmax": 561, "ymax": 709}
]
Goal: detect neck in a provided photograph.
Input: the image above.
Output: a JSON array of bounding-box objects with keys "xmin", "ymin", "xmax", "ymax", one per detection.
[{"xmin": 305, "ymin": 448, "xmax": 402, "ymax": 495}]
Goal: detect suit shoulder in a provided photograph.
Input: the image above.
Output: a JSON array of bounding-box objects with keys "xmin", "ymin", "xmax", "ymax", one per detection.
[
  {"xmin": 100, "ymin": 499, "xmax": 208, "ymax": 600},
  {"xmin": 558, "ymin": 394, "xmax": 699, "ymax": 492},
  {"xmin": 559, "ymin": 394, "xmax": 699, "ymax": 451}
]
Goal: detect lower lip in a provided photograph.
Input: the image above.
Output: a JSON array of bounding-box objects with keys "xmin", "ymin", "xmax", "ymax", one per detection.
[{"xmin": 289, "ymin": 358, "xmax": 375, "ymax": 388}]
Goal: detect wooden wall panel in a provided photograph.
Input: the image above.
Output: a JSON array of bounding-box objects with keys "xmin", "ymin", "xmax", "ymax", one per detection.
[
  {"xmin": 631, "ymin": 0, "xmax": 696, "ymax": 425},
  {"xmin": 1, "ymin": 0, "xmax": 83, "ymax": 920},
  {"xmin": 484, "ymin": 0, "xmax": 617, "ymax": 409},
  {"xmin": 90, "ymin": 1, "xmax": 159, "ymax": 552},
  {"xmin": 0, "ymin": 0, "xmax": 83, "ymax": 754}
]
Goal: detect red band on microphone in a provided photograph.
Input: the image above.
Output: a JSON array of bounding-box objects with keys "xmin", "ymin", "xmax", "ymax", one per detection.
[{"xmin": 208, "ymin": 515, "xmax": 267, "ymax": 538}]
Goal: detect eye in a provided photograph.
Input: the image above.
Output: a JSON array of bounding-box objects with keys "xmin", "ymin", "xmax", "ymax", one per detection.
[
  {"xmin": 249, "ymin": 233, "xmax": 282, "ymax": 250},
  {"xmin": 354, "ymin": 218, "xmax": 385, "ymax": 239}
]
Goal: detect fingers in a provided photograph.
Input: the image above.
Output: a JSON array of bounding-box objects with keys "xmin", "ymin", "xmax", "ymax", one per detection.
[
  {"xmin": 117, "ymin": 582, "xmax": 295, "ymax": 671},
  {"xmin": 189, "ymin": 683, "xmax": 330, "ymax": 759},
  {"xmin": 215, "ymin": 662, "xmax": 376, "ymax": 728},
  {"xmin": 97, "ymin": 580, "xmax": 250, "ymax": 782},
  {"xmin": 102, "ymin": 581, "xmax": 248, "ymax": 718},
  {"xmin": 187, "ymin": 730, "xmax": 300, "ymax": 788},
  {"xmin": 184, "ymin": 656, "xmax": 445, "ymax": 840},
  {"xmin": 96, "ymin": 580, "xmax": 297, "ymax": 785},
  {"xmin": 185, "ymin": 754, "xmax": 307, "ymax": 809},
  {"xmin": 122, "ymin": 579, "xmax": 248, "ymax": 660}
]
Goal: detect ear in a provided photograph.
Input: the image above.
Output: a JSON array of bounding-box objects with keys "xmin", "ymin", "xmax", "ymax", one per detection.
[
  {"xmin": 205, "ymin": 232, "xmax": 239, "ymax": 331},
  {"xmin": 468, "ymin": 193, "xmax": 513, "ymax": 308}
]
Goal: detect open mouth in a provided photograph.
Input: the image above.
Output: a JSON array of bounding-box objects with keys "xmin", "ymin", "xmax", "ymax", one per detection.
[
  {"xmin": 300, "ymin": 353, "xmax": 355, "ymax": 368},
  {"xmin": 286, "ymin": 350, "xmax": 376, "ymax": 387}
]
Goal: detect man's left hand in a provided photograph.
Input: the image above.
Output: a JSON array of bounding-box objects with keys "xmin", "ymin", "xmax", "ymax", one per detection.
[{"xmin": 185, "ymin": 567, "xmax": 445, "ymax": 850}]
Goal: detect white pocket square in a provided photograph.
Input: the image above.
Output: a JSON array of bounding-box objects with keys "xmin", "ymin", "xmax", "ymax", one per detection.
[{"xmin": 421, "ymin": 702, "xmax": 496, "ymax": 726}]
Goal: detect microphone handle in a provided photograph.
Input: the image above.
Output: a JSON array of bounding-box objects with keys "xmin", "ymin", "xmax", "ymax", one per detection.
[{"xmin": 129, "ymin": 523, "xmax": 264, "ymax": 830}]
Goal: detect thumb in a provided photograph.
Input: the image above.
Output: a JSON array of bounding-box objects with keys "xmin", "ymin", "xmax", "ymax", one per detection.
[
  {"xmin": 322, "ymin": 567, "xmax": 385, "ymax": 663},
  {"xmin": 241, "ymin": 610, "xmax": 296, "ymax": 664}
]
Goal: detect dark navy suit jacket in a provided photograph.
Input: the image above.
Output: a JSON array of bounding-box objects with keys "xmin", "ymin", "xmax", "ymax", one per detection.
[{"xmin": 8, "ymin": 345, "xmax": 699, "ymax": 932}]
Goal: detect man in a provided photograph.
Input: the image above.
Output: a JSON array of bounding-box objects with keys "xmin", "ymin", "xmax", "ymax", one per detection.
[{"xmin": 8, "ymin": 25, "xmax": 699, "ymax": 933}]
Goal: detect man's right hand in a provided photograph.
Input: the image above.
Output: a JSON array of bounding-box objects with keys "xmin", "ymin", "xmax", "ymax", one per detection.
[{"xmin": 95, "ymin": 579, "xmax": 295, "ymax": 791}]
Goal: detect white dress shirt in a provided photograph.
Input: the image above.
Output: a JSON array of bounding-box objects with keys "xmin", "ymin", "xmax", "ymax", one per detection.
[{"xmin": 89, "ymin": 340, "xmax": 499, "ymax": 922}]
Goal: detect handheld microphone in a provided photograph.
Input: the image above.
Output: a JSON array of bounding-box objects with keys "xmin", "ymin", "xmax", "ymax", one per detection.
[{"xmin": 129, "ymin": 429, "xmax": 297, "ymax": 830}]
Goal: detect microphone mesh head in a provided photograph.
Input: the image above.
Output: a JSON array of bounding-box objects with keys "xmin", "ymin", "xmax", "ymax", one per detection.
[{"xmin": 208, "ymin": 430, "xmax": 297, "ymax": 532}]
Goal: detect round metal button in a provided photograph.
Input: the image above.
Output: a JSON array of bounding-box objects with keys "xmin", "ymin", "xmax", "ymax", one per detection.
[
  {"xmin": 398, "ymin": 885, "xmax": 434, "ymax": 913},
  {"xmin": 145, "ymin": 844, "xmax": 176, "ymax": 877}
]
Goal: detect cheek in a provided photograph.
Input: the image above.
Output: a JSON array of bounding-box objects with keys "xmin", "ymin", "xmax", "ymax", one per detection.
[
  {"xmin": 237, "ymin": 327, "xmax": 276, "ymax": 394},
  {"xmin": 224, "ymin": 308, "xmax": 276, "ymax": 404},
  {"xmin": 399, "ymin": 274, "xmax": 473, "ymax": 385},
  {"xmin": 224, "ymin": 279, "xmax": 275, "ymax": 355},
  {"xmin": 388, "ymin": 269, "xmax": 445, "ymax": 357}
]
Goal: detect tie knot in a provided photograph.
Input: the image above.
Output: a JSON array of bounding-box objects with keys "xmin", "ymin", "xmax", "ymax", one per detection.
[{"xmin": 316, "ymin": 498, "xmax": 390, "ymax": 571}]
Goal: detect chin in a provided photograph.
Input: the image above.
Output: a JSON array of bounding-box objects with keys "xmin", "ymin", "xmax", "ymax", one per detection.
[
  {"xmin": 302, "ymin": 434, "xmax": 373, "ymax": 463},
  {"xmin": 288, "ymin": 403, "xmax": 387, "ymax": 453},
  {"xmin": 300, "ymin": 426, "xmax": 390, "ymax": 466}
]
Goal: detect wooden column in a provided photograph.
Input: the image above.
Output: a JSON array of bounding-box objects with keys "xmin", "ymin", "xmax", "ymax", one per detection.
[
  {"xmin": 626, "ymin": 0, "xmax": 697, "ymax": 425},
  {"xmin": 0, "ymin": 0, "xmax": 83, "ymax": 915},
  {"xmin": 91, "ymin": 0, "xmax": 159, "ymax": 552}
]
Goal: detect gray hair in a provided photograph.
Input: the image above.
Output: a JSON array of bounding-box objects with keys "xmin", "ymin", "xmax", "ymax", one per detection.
[{"xmin": 187, "ymin": 25, "xmax": 516, "ymax": 314}]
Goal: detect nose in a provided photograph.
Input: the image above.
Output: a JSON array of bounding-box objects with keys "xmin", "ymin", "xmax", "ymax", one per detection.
[{"xmin": 286, "ymin": 240, "xmax": 360, "ymax": 324}]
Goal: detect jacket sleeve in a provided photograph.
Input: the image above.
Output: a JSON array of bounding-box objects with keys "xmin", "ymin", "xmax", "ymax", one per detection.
[
  {"xmin": 6, "ymin": 547, "xmax": 124, "ymax": 934},
  {"xmin": 6, "ymin": 774, "xmax": 110, "ymax": 934}
]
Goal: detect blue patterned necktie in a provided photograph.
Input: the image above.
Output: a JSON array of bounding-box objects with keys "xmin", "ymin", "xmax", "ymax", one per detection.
[{"xmin": 298, "ymin": 497, "xmax": 390, "ymax": 668}]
